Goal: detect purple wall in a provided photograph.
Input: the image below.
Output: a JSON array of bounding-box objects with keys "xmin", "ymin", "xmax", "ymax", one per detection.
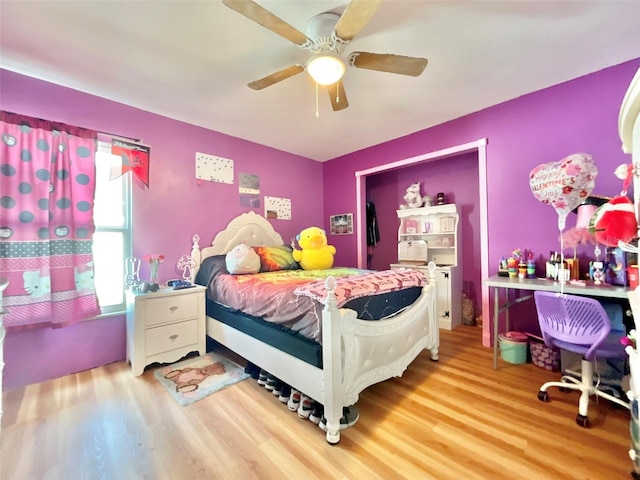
[
  {"xmin": 1, "ymin": 69, "xmax": 323, "ymax": 389},
  {"xmin": 323, "ymin": 58, "xmax": 640, "ymax": 344},
  {"xmin": 365, "ymin": 152, "xmax": 481, "ymax": 303},
  {"xmin": 3, "ymin": 57, "xmax": 639, "ymax": 388}
]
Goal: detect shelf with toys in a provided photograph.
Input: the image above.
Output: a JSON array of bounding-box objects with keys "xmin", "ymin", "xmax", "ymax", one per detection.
[{"xmin": 391, "ymin": 200, "xmax": 462, "ymax": 330}]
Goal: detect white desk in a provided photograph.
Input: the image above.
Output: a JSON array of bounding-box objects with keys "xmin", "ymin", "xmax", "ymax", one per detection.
[{"xmin": 483, "ymin": 275, "xmax": 630, "ymax": 369}]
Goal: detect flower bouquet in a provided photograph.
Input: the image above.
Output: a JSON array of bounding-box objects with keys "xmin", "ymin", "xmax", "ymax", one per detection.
[{"xmin": 145, "ymin": 254, "xmax": 165, "ymax": 285}]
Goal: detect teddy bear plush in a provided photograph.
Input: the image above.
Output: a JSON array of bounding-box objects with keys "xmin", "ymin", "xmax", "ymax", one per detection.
[
  {"xmin": 400, "ymin": 182, "xmax": 424, "ymax": 209},
  {"xmin": 292, "ymin": 226, "xmax": 336, "ymax": 270}
]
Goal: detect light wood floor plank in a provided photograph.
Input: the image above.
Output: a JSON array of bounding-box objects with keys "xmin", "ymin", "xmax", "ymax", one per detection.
[{"xmin": 1, "ymin": 326, "xmax": 632, "ymax": 479}]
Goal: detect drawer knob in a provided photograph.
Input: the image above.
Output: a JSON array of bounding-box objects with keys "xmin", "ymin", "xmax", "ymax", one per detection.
[
  {"xmin": 169, "ymin": 334, "xmax": 179, "ymax": 341},
  {"xmin": 169, "ymin": 306, "xmax": 178, "ymax": 312}
]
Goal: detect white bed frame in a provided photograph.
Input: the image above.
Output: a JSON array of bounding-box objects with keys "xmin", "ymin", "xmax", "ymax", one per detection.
[{"xmin": 188, "ymin": 211, "xmax": 439, "ymax": 444}]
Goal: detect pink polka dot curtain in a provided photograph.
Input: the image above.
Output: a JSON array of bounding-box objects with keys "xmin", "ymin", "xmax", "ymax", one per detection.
[{"xmin": 0, "ymin": 111, "xmax": 101, "ymax": 331}]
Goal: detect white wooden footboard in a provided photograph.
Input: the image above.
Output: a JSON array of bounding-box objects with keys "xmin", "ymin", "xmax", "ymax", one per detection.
[
  {"xmin": 340, "ymin": 285, "xmax": 438, "ymax": 405},
  {"xmin": 320, "ymin": 275, "xmax": 438, "ymax": 444},
  {"xmin": 206, "ymin": 279, "xmax": 438, "ymax": 445}
]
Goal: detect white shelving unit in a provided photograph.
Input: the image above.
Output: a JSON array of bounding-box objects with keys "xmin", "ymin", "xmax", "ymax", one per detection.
[{"xmin": 390, "ymin": 204, "xmax": 462, "ymax": 330}]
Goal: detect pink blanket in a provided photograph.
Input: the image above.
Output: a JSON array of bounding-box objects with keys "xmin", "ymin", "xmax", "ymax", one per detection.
[{"xmin": 294, "ymin": 268, "xmax": 426, "ymax": 307}]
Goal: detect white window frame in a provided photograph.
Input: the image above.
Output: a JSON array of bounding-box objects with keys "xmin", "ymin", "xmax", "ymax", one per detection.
[{"xmin": 93, "ymin": 140, "xmax": 132, "ymax": 315}]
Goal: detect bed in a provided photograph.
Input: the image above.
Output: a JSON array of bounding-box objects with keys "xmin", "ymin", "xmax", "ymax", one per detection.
[{"xmin": 187, "ymin": 211, "xmax": 439, "ymax": 444}]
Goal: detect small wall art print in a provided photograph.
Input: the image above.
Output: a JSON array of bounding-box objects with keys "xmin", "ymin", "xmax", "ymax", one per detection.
[
  {"xmin": 330, "ymin": 213, "xmax": 353, "ymax": 235},
  {"xmin": 239, "ymin": 173, "xmax": 260, "ymax": 208},
  {"xmin": 264, "ymin": 196, "xmax": 291, "ymax": 220},
  {"xmin": 110, "ymin": 139, "xmax": 151, "ymax": 187},
  {"xmin": 195, "ymin": 152, "xmax": 234, "ymax": 185}
]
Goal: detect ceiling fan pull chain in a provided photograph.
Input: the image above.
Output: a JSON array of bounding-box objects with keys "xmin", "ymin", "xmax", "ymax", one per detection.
[
  {"xmin": 336, "ymin": 80, "xmax": 341, "ymax": 103},
  {"xmin": 315, "ymin": 82, "xmax": 320, "ymax": 118}
]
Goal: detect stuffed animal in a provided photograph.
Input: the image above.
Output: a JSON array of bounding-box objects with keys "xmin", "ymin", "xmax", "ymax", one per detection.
[
  {"xmin": 292, "ymin": 226, "xmax": 336, "ymax": 270},
  {"xmin": 590, "ymin": 195, "xmax": 638, "ymax": 247},
  {"xmin": 225, "ymin": 243, "xmax": 260, "ymax": 274},
  {"xmin": 400, "ymin": 182, "xmax": 424, "ymax": 209}
]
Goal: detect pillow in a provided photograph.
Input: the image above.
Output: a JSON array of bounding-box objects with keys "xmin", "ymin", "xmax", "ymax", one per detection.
[
  {"xmin": 253, "ymin": 245, "xmax": 300, "ymax": 272},
  {"xmin": 225, "ymin": 243, "xmax": 261, "ymax": 274},
  {"xmin": 194, "ymin": 255, "xmax": 228, "ymax": 286}
]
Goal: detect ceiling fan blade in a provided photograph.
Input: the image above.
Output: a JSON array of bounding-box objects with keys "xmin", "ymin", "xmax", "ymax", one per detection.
[
  {"xmin": 248, "ymin": 65, "xmax": 305, "ymax": 90},
  {"xmin": 349, "ymin": 52, "xmax": 428, "ymax": 76},
  {"xmin": 327, "ymin": 81, "xmax": 349, "ymax": 111},
  {"xmin": 334, "ymin": 0, "xmax": 383, "ymax": 42},
  {"xmin": 222, "ymin": 0, "xmax": 310, "ymax": 46}
]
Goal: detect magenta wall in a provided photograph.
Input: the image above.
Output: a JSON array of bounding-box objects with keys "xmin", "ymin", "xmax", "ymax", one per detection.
[
  {"xmin": 323, "ymin": 58, "xmax": 640, "ymax": 341},
  {"xmin": 1, "ymin": 69, "xmax": 323, "ymax": 389},
  {"xmin": 365, "ymin": 152, "xmax": 481, "ymax": 303},
  {"xmin": 3, "ymin": 58, "xmax": 639, "ymax": 388}
]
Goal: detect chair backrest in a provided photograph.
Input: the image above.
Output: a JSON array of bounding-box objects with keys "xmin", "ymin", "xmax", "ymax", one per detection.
[{"xmin": 533, "ymin": 291, "xmax": 612, "ymax": 361}]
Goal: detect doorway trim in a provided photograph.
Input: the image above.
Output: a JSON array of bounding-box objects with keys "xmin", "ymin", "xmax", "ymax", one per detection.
[{"xmin": 354, "ymin": 138, "xmax": 491, "ymax": 346}]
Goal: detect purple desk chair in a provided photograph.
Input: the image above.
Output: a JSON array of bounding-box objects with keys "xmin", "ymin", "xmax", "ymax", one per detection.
[{"xmin": 534, "ymin": 291, "xmax": 630, "ymax": 427}]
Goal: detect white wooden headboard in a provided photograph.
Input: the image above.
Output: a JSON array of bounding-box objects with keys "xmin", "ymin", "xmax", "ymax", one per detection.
[{"xmin": 189, "ymin": 211, "xmax": 284, "ymax": 282}]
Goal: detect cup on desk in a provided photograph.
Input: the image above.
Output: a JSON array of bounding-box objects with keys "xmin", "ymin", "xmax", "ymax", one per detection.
[
  {"xmin": 507, "ymin": 258, "xmax": 518, "ymax": 278},
  {"xmin": 518, "ymin": 263, "xmax": 527, "ymax": 279},
  {"xmin": 526, "ymin": 260, "xmax": 536, "ymax": 279}
]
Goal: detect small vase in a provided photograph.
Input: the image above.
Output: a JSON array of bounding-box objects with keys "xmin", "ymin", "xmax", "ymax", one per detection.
[{"xmin": 150, "ymin": 261, "xmax": 159, "ymax": 285}]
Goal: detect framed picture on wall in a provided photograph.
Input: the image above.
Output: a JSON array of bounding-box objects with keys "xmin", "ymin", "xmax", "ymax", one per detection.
[{"xmin": 330, "ymin": 213, "xmax": 353, "ymax": 235}]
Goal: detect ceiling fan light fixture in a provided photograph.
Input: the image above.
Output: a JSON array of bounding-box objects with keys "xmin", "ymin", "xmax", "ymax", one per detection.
[{"xmin": 307, "ymin": 52, "xmax": 345, "ymax": 86}]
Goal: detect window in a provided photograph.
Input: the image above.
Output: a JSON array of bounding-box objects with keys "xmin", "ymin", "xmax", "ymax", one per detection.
[{"xmin": 93, "ymin": 141, "xmax": 132, "ymax": 314}]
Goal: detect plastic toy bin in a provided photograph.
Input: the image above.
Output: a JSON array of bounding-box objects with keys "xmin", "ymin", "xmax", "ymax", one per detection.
[{"xmin": 498, "ymin": 331, "xmax": 528, "ymax": 364}]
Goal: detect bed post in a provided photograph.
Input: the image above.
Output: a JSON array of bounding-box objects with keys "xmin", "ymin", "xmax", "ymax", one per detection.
[
  {"xmin": 427, "ymin": 261, "xmax": 440, "ymax": 360},
  {"xmin": 322, "ymin": 276, "xmax": 342, "ymax": 445}
]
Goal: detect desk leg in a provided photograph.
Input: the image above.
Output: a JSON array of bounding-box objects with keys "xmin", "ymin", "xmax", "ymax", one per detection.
[{"xmin": 493, "ymin": 286, "xmax": 499, "ymax": 369}]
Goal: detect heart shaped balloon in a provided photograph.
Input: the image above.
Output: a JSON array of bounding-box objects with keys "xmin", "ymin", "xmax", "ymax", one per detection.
[{"xmin": 529, "ymin": 153, "xmax": 598, "ymax": 230}]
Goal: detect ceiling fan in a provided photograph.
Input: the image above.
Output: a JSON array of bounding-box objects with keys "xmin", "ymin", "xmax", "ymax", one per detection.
[{"xmin": 222, "ymin": 0, "xmax": 428, "ymax": 112}]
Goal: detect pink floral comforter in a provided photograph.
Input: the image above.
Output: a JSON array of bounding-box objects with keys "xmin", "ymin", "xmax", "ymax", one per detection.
[{"xmin": 208, "ymin": 267, "xmax": 426, "ymax": 342}]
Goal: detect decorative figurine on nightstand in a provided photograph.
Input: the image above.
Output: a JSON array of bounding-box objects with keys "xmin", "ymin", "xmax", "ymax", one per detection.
[
  {"xmin": 177, "ymin": 255, "xmax": 196, "ymax": 282},
  {"xmin": 124, "ymin": 257, "xmax": 141, "ymax": 291}
]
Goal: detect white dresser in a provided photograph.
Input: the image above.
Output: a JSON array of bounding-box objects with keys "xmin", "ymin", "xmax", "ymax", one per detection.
[{"xmin": 126, "ymin": 285, "xmax": 206, "ymax": 376}]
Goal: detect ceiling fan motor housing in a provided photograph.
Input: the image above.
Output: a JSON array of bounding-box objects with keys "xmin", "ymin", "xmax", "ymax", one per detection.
[{"xmin": 304, "ymin": 12, "xmax": 347, "ymax": 54}]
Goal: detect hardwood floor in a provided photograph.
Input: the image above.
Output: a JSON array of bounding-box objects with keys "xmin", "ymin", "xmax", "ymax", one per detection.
[{"xmin": 1, "ymin": 326, "xmax": 632, "ymax": 480}]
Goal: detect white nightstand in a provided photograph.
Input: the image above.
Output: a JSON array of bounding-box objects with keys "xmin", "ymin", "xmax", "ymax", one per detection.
[{"xmin": 126, "ymin": 285, "xmax": 206, "ymax": 376}]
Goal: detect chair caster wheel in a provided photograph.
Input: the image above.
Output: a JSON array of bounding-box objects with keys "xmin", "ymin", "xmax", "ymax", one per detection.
[
  {"xmin": 538, "ymin": 391, "xmax": 549, "ymax": 402},
  {"xmin": 576, "ymin": 414, "xmax": 590, "ymax": 428}
]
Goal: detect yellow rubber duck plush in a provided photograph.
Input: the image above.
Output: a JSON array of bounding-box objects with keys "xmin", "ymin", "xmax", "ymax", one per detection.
[{"xmin": 292, "ymin": 227, "xmax": 336, "ymax": 270}]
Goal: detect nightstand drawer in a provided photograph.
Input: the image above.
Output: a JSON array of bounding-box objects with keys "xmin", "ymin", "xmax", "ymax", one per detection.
[
  {"xmin": 145, "ymin": 319, "xmax": 199, "ymax": 356},
  {"xmin": 144, "ymin": 294, "xmax": 198, "ymax": 327}
]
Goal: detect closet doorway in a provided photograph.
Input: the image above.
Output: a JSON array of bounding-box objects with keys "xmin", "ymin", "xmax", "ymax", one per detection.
[{"xmin": 354, "ymin": 139, "xmax": 492, "ymax": 346}]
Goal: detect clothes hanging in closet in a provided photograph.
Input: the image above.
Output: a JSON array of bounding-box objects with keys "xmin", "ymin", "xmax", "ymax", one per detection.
[{"xmin": 366, "ymin": 201, "xmax": 380, "ymax": 255}]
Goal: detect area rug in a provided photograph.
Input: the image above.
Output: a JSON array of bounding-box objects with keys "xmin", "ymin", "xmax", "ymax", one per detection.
[{"xmin": 153, "ymin": 352, "xmax": 250, "ymax": 406}]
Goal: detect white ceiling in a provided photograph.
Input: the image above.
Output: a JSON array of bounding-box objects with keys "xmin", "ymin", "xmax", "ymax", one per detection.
[{"xmin": 1, "ymin": 1, "xmax": 640, "ymax": 162}]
